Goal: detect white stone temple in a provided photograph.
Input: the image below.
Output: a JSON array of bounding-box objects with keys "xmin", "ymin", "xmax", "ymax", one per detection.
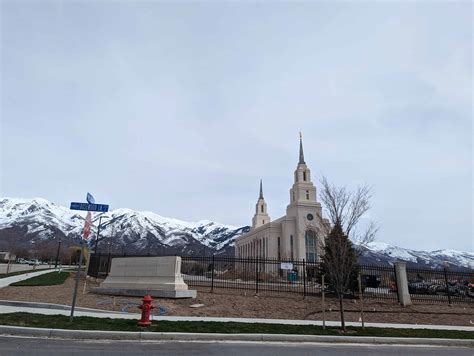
[{"xmin": 234, "ymin": 135, "xmax": 331, "ymax": 262}]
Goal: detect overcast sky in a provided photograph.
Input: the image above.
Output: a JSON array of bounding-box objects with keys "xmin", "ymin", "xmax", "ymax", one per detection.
[{"xmin": 1, "ymin": 1, "xmax": 472, "ymax": 251}]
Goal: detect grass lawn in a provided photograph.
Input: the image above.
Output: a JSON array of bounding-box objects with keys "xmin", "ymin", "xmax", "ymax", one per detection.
[
  {"xmin": 10, "ymin": 272, "xmax": 71, "ymax": 286},
  {"xmin": 0, "ymin": 313, "xmax": 472, "ymax": 339}
]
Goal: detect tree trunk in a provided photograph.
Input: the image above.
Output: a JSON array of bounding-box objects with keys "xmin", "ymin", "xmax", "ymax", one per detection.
[{"xmin": 339, "ymin": 295, "xmax": 346, "ymax": 332}]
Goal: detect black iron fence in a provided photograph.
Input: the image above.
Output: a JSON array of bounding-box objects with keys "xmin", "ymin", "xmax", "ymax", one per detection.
[
  {"xmin": 358, "ymin": 264, "xmax": 399, "ymax": 302},
  {"xmin": 181, "ymin": 256, "xmax": 321, "ymax": 296},
  {"xmin": 87, "ymin": 253, "xmax": 113, "ymax": 279},
  {"xmin": 406, "ymin": 266, "xmax": 474, "ymax": 304},
  {"xmin": 87, "ymin": 253, "xmax": 473, "ymax": 304}
]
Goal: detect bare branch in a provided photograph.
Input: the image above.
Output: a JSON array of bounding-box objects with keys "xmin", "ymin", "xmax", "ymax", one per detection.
[
  {"xmin": 319, "ymin": 175, "xmax": 377, "ymax": 245},
  {"xmin": 319, "ymin": 176, "xmax": 351, "ymax": 226},
  {"xmin": 351, "ymin": 221, "xmax": 379, "ymax": 253},
  {"xmin": 345, "ymin": 185, "xmax": 372, "ymax": 236}
]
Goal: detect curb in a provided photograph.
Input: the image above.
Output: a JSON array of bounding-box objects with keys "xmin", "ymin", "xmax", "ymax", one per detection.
[{"xmin": 0, "ymin": 325, "xmax": 472, "ymax": 346}]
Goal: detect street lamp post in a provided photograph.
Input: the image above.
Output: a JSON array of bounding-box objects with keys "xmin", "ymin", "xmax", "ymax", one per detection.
[
  {"xmin": 94, "ymin": 215, "xmax": 109, "ymax": 254},
  {"xmin": 54, "ymin": 237, "xmax": 62, "ymax": 268}
]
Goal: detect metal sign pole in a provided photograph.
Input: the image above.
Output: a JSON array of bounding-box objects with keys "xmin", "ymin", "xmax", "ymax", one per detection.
[{"xmin": 70, "ymin": 242, "xmax": 84, "ymax": 322}]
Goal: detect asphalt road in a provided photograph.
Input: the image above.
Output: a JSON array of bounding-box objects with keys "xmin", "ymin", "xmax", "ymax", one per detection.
[{"xmin": 0, "ymin": 336, "xmax": 471, "ymax": 356}]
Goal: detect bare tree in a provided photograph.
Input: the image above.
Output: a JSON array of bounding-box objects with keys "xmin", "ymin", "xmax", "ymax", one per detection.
[
  {"xmin": 319, "ymin": 176, "xmax": 379, "ymax": 249},
  {"xmin": 317, "ymin": 176, "xmax": 379, "ymax": 331}
]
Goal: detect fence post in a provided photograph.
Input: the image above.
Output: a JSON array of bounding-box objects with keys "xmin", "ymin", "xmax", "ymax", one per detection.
[
  {"xmin": 443, "ymin": 266, "xmax": 451, "ymax": 305},
  {"xmin": 303, "ymin": 259, "xmax": 306, "ymax": 297},
  {"xmin": 211, "ymin": 254, "xmax": 215, "ymax": 293},
  {"xmin": 358, "ymin": 269, "xmax": 365, "ymax": 329},
  {"xmin": 106, "ymin": 252, "xmax": 112, "ymax": 277},
  {"xmin": 321, "ymin": 274, "xmax": 326, "ymax": 330},
  {"xmin": 255, "ymin": 256, "xmax": 259, "ymax": 295},
  {"xmin": 393, "ymin": 265, "xmax": 400, "ymax": 304}
]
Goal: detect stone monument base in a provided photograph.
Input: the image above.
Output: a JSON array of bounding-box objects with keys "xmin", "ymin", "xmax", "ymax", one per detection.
[
  {"xmin": 92, "ymin": 287, "xmax": 196, "ymax": 299},
  {"xmin": 92, "ymin": 256, "xmax": 196, "ymax": 299}
]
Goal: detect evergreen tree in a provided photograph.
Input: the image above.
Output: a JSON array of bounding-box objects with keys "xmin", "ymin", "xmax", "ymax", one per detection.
[{"xmin": 321, "ymin": 220, "xmax": 358, "ymax": 331}]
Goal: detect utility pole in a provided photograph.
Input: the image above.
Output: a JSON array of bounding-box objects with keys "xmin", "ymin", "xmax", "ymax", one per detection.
[{"xmin": 94, "ymin": 215, "xmax": 108, "ymax": 254}]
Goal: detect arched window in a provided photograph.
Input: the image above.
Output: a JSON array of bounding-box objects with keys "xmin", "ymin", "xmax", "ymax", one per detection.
[
  {"xmin": 290, "ymin": 235, "xmax": 294, "ymax": 260},
  {"xmin": 277, "ymin": 237, "xmax": 281, "ymax": 260},
  {"xmin": 305, "ymin": 230, "xmax": 317, "ymax": 262},
  {"xmin": 306, "ymin": 190, "xmax": 310, "ymax": 200},
  {"xmin": 261, "ymin": 205, "xmax": 264, "ymax": 213},
  {"xmin": 303, "ymin": 171, "xmax": 306, "ymax": 181}
]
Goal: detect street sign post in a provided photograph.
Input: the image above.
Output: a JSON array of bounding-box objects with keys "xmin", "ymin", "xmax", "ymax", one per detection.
[
  {"xmin": 70, "ymin": 202, "xmax": 109, "ymax": 212},
  {"xmin": 69, "ymin": 194, "xmax": 109, "ymax": 322},
  {"xmin": 70, "ymin": 241, "xmax": 84, "ymax": 323}
]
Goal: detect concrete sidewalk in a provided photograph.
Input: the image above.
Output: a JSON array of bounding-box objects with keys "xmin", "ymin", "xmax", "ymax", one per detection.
[
  {"xmin": 0, "ymin": 269, "xmax": 58, "ymax": 288},
  {"xmin": 0, "ymin": 300, "xmax": 472, "ymax": 332}
]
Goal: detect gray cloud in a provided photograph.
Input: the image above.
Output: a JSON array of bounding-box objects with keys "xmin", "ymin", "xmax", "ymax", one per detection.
[{"xmin": 1, "ymin": 1, "xmax": 472, "ymax": 251}]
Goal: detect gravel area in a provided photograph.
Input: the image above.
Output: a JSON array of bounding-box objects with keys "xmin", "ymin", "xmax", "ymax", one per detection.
[{"xmin": 0, "ymin": 274, "xmax": 472, "ymax": 326}]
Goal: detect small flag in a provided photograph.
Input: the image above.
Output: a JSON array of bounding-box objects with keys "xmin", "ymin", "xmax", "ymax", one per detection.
[{"xmin": 83, "ymin": 211, "xmax": 92, "ymax": 240}]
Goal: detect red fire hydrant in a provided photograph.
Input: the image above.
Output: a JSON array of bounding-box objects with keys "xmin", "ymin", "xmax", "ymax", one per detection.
[{"xmin": 138, "ymin": 295, "xmax": 155, "ymax": 327}]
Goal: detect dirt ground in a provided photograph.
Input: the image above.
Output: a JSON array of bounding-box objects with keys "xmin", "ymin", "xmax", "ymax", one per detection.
[{"xmin": 0, "ymin": 274, "xmax": 472, "ymax": 327}]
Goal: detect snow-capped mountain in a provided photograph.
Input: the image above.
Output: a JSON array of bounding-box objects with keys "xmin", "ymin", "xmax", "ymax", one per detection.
[
  {"xmin": 0, "ymin": 197, "xmax": 472, "ymax": 270},
  {"xmin": 0, "ymin": 197, "xmax": 247, "ymax": 256},
  {"xmin": 358, "ymin": 242, "xmax": 474, "ymax": 270}
]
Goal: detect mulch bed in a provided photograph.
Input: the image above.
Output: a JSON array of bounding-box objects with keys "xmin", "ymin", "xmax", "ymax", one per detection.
[{"xmin": 0, "ymin": 275, "xmax": 472, "ymax": 326}]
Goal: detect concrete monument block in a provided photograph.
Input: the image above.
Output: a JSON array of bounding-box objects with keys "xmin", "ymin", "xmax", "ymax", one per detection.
[
  {"xmin": 92, "ymin": 256, "xmax": 196, "ymax": 298},
  {"xmin": 394, "ymin": 261, "xmax": 412, "ymax": 306}
]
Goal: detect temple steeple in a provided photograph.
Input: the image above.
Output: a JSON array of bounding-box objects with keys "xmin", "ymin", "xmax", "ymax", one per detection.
[
  {"xmin": 252, "ymin": 179, "xmax": 271, "ymax": 229},
  {"xmin": 299, "ymin": 132, "xmax": 305, "ymax": 165},
  {"xmin": 288, "ymin": 133, "xmax": 317, "ymax": 205}
]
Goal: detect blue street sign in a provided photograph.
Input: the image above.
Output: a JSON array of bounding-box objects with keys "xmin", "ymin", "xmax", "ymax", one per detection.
[
  {"xmin": 86, "ymin": 193, "xmax": 95, "ymax": 204},
  {"xmin": 70, "ymin": 202, "xmax": 109, "ymax": 212}
]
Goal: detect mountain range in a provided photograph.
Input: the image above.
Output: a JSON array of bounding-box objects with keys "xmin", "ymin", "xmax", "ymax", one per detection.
[{"xmin": 0, "ymin": 197, "xmax": 472, "ymax": 270}]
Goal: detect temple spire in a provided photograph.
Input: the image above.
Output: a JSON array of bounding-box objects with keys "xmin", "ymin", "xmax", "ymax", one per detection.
[
  {"xmin": 299, "ymin": 132, "xmax": 305, "ymax": 164},
  {"xmin": 252, "ymin": 178, "xmax": 270, "ymax": 229}
]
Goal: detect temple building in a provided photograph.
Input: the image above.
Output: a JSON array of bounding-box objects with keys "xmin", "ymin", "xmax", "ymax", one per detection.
[{"xmin": 234, "ymin": 135, "xmax": 330, "ymax": 262}]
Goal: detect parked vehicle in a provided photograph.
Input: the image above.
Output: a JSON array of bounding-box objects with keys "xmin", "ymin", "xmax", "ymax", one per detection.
[
  {"xmin": 362, "ymin": 274, "xmax": 381, "ymax": 289},
  {"xmin": 409, "ymin": 280, "xmax": 474, "ymax": 298}
]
